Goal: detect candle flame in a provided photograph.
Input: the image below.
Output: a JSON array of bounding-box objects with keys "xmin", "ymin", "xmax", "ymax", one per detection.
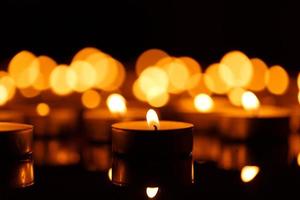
[
  {"xmin": 36, "ymin": 103, "xmax": 50, "ymax": 116},
  {"xmin": 241, "ymin": 91, "xmax": 260, "ymax": 111},
  {"xmin": 241, "ymin": 166, "xmax": 260, "ymax": 183},
  {"xmin": 194, "ymin": 93, "xmax": 214, "ymax": 112},
  {"xmin": 146, "ymin": 109, "xmax": 160, "ymax": 130},
  {"xmin": 106, "ymin": 93, "xmax": 127, "ymax": 115},
  {"xmin": 146, "ymin": 187, "xmax": 159, "ymax": 198}
]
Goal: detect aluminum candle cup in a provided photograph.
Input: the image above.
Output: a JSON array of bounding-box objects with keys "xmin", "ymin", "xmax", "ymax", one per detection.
[
  {"xmin": 112, "ymin": 121, "xmax": 193, "ymax": 156},
  {"xmin": 0, "ymin": 122, "xmax": 33, "ymax": 158},
  {"xmin": 218, "ymin": 106, "xmax": 290, "ymax": 141}
]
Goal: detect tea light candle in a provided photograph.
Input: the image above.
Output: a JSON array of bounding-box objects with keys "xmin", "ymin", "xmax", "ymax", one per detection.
[
  {"xmin": 0, "ymin": 122, "xmax": 33, "ymax": 158},
  {"xmin": 112, "ymin": 109, "xmax": 193, "ymax": 156},
  {"xmin": 219, "ymin": 92, "xmax": 290, "ymax": 141},
  {"xmin": 84, "ymin": 94, "xmax": 147, "ymax": 142}
]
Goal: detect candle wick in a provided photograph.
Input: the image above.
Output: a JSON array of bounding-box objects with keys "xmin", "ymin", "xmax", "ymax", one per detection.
[{"xmin": 153, "ymin": 125, "xmax": 158, "ymax": 131}]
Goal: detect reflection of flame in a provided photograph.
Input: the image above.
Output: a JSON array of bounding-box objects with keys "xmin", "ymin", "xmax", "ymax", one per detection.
[
  {"xmin": 36, "ymin": 103, "xmax": 50, "ymax": 116},
  {"xmin": 241, "ymin": 166, "xmax": 260, "ymax": 183},
  {"xmin": 106, "ymin": 93, "xmax": 127, "ymax": 115},
  {"xmin": 146, "ymin": 109, "xmax": 159, "ymax": 130},
  {"xmin": 194, "ymin": 93, "xmax": 214, "ymax": 112},
  {"xmin": 297, "ymin": 153, "xmax": 300, "ymax": 166},
  {"xmin": 146, "ymin": 187, "xmax": 159, "ymax": 198},
  {"xmin": 108, "ymin": 168, "xmax": 112, "ymax": 181},
  {"xmin": 241, "ymin": 91, "xmax": 260, "ymax": 111}
]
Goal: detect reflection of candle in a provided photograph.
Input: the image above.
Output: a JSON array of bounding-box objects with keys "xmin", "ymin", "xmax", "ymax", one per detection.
[
  {"xmin": 219, "ymin": 91, "xmax": 290, "ymax": 141},
  {"xmin": 84, "ymin": 94, "xmax": 147, "ymax": 142},
  {"xmin": 0, "ymin": 122, "xmax": 33, "ymax": 157},
  {"xmin": 112, "ymin": 109, "xmax": 193, "ymax": 156}
]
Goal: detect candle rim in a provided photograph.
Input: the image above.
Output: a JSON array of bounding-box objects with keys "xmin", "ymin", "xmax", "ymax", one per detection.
[
  {"xmin": 0, "ymin": 122, "xmax": 33, "ymax": 132},
  {"xmin": 112, "ymin": 120, "xmax": 193, "ymax": 131}
]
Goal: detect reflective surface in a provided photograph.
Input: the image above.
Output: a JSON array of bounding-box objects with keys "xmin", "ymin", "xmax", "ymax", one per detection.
[{"xmin": 1, "ymin": 131, "xmax": 300, "ymax": 199}]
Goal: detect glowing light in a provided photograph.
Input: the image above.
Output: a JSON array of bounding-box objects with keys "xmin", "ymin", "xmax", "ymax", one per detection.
[
  {"xmin": 36, "ymin": 103, "xmax": 50, "ymax": 116},
  {"xmin": 241, "ymin": 91, "xmax": 260, "ymax": 111},
  {"xmin": 101, "ymin": 61, "xmax": 126, "ymax": 91},
  {"xmin": 298, "ymin": 91, "xmax": 300, "ymax": 104},
  {"xmin": 266, "ymin": 65, "xmax": 289, "ymax": 95},
  {"xmin": 132, "ymin": 80, "xmax": 147, "ymax": 102},
  {"xmin": 72, "ymin": 47, "xmax": 102, "ymax": 62},
  {"xmin": 107, "ymin": 168, "xmax": 113, "ymax": 181},
  {"xmin": 106, "ymin": 93, "xmax": 127, "ymax": 115},
  {"xmin": 0, "ymin": 85, "xmax": 8, "ymax": 105},
  {"xmin": 187, "ymin": 73, "xmax": 212, "ymax": 96},
  {"xmin": 228, "ymin": 87, "xmax": 246, "ymax": 106},
  {"xmin": 81, "ymin": 89, "xmax": 101, "ymax": 109},
  {"xmin": 50, "ymin": 65, "xmax": 77, "ymax": 96},
  {"xmin": 146, "ymin": 187, "xmax": 159, "ymax": 199},
  {"xmin": 204, "ymin": 63, "xmax": 231, "ymax": 94},
  {"xmin": 8, "ymin": 51, "xmax": 40, "ymax": 88},
  {"xmin": 297, "ymin": 153, "xmax": 300, "ymax": 166},
  {"xmin": 146, "ymin": 109, "xmax": 160, "ymax": 130},
  {"xmin": 297, "ymin": 73, "xmax": 300, "ymax": 89},
  {"xmin": 241, "ymin": 166, "xmax": 260, "ymax": 183},
  {"xmin": 33, "ymin": 55, "xmax": 57, "ymax": 90},
  {"xmin": 220, "ymin": 51, "xmax": 253, "ymax": 87},
  {"xmin": 0, "ymin": 75, "xmax": 16, "ymax": 100},
  {"xmin": 70, "ymin": 61, "xmax": 97, "ymax": 92},
  {"xmin": 194, "ymin": 93, "xmax": 214, "ymax": 112},
  {"xmin": 147, "ymin": 91, "xmax": 169, "ymax": 108},
  {"xmin": 136, "ymin": 49, "xmax": 169, "ymax": 75},
  {"xmin": 247, "ymin": 58, "xmax": 268, "ymax": 91},
  {"xmin": 179, "ymin": 56, "xmax": 202, "ymax": 75},
  {"xmin": 20, "ymin": 87, "xmax": 40, "ymax": 98},
  {"xmin": 163, "ymin": 58, "xmax": 190, "ymax": 94}
]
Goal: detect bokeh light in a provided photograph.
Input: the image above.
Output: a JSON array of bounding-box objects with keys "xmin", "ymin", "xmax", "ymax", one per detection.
[
  {"xmin": 194, "ymin": 93, "xmax": 214, "ymax": 112},
  {"xmin": 106, "ymin": 93, "xmax": 127, "ymax": 115},
  {"xmin": 70, "ymin": 61, "xmax": 96, "ymax": 92},
  {"xmin": 8, "ymin": 51, "xmax": 40, "ymax": 88},
  {"xmin": 81, "ymin": 89, "xmax": 101, "ymax": 109},
  {"xmin": 266, "ymin": 65, "xmax": 289, "ymax": 95},
  {"xmin": 72, "ymin": 47, "xmax": 102, "ymax": 62},
  {"xmin": 50, "ymin": 65, "xmax": 77, "ymax": 96},
  {"xmin": 0, "ymin": 84, "xmax": 8, "ymax": 105},
  {"xmin": 33, "ymin": 56, "xmax": 57, "ymax": 90},
  {"xmin": 36, "ymin": 103, "xmax": 50, "ymax": 116},
  {"xmin": 242, "ymin": 91, "xmax": 260, "ymax": 111},
  {"xmin": 220, "ymin": 51, "xmax": 253, "ymax": 87},
  {"xmin": 241, "ymin": 166, "xmax": 260, "ymax": 183},
  {"xmin": 146, "ymin": 187, "xmax": 159, "ymax": 199},
  {"xmin": 228, "ymin": 87, "xmax": 246, "ymax": 106},
  {"xmin": 136, "ymin": 49, "xmax": 168, "ymax": 75},
  {"xmin": 20, "ymin": 87, "xmax": 40, "ymax": 98},
  {"xmin": 247, "ymin": 58, "xmax": 268, "ymax": 91},
  {"xmin": 0, "ymin": 74, "xmax": 16, "ymax": 100}
]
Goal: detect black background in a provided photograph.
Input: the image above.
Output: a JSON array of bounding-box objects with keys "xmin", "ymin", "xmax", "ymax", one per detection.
[{"xmin": 0, "ymin": 0, "xmax": 299, "ymax": 73}]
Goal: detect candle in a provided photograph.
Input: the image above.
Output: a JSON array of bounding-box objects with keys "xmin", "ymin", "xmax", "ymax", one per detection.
[
  {"xmin": 218, "ymin": 91, "xmax": 290, "ymax": 141},
  {"xmin": 112, "ymin": 109, "xmax": 193, "ymax": 156},
  {"xmin": 84, "ymin": 93, "xmax": 147, "ymax": 142},
  {"xmin": 0, "ymin": 122, "xmax": 33, "ymax": 158}
]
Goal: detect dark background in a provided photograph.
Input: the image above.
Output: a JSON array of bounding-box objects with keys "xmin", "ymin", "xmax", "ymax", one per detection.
[{"xmin": 0, "ymin": 0, "xmax": 298, "ymax": 73}]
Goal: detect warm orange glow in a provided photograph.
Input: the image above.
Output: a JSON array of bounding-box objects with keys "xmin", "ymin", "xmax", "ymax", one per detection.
[
  {"xmin": 20, "ymin": 87, "xmax": 40, "ymax": 98},
  {"xmin": 147, "ymin": 91, "xmax": 169, "ymax": 108},
  {"xmin": 106, "ymin": 93, "xmax": 127, "ymax": 115},
  {"xmin": 179, "ymin": 56, "xmax": 202, "ymax": 75},
  {"xmin": 241, "ymin": 91, "xmax": 260, "ymax": 111},
  {"xmin": 146, "ymin": 109, "xmax": 160, "ymax": 130},
  {"xmin": 266, "ymin": 65, "xmax": 289, "ymax": 95},
  {"xmin": 108, "ymin": 168, "xmax": 112, "ymax": 181},
  {"xmin": 0, "ymin": 75, "xmax": 16, "ymax": 100},
  {"xmin": 194, "ymin": 93, "xmax": 214, "ymax": 112},
  {"xmin": 241, "ymin": 166, "xmax": 260, "ymax": 183},
  {"xmin": 247, "ymin": 58, "xmax": 268, "ymax": 91},
  {"xmin": 132, "ymin": 80, "xmax": 147, "ymax": 102},
  {"xmin": 8, "ymin": 51, "xmax": 40, "ymax": 88},
  {"xmin": 36, "ymin": 103, "xmax": 50, "ymax": 116},
  {"xmin": 33, "ymin": 56, "xmax": 57, "ymax": 90},
  {"xmin": 0, "ymin": 85, "xmax": 8, "ymax": 105},
  {"xmin": 136, "ymin": 49, "xmax": 169, "ymax": 75},
  {"xmin": 297, "ymin": 153, "xmax": 300, "ymax": 166},
  {"xmin": 228, "ymin": 87, "xmax": 246, "ymax": 106},
  {"xmin": 187, "ymin": 73, "xmax": 212, "ymax": 96},
  {"xmin": 297, "ymin": 73, "xmax": 300, "ymax": 89},
  {"xmin": 70, "ymin": 61, "xmax": 96, "ymax": 92},
  {"xmin": 220, "ymin": 51, "xmax": 253, "ymax": 87},
  {"xmin": 72, "ymin": 47, "xmax": 102, "ymax": 62},
  {"xmin": 204, "ymin": 63, "xmax": 231, "ymax": 94},
  {"xmin": 50, "ymin": 65, "xmax": 77, "ymax": 96},
  {"xmin": 81, "ymin": 89, "xmax": 101, "ymax": 109},
  {"xmin": 162, "ymin": 58, "xmax": 190, "ymax": 94},
  {"xmin": 101, "ymin": 61, "xmax": 126, "ymax": 91},
  {"xmin": 298, "ymin": 91, "xmax": 300, "ymax": 104},
  {"xmin": 146, "ymin": 187, "xmax": 159, "ymax": 199}
]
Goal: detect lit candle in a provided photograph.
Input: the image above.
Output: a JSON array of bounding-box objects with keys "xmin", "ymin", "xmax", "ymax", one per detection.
[
  {"xmin": 0, "ymin": 122, "xmax": 33, "ymax": 158},
  {"xmin": 112, "ymin": 109, "xmax": 193, "ymax": 156},
  {"xmin": 218, "ymin": 91, "xmax": 290, "ymax": 141},
  {"xmin": 84, "ymin": 93, "xmax": 147, "ymax": 142}
]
